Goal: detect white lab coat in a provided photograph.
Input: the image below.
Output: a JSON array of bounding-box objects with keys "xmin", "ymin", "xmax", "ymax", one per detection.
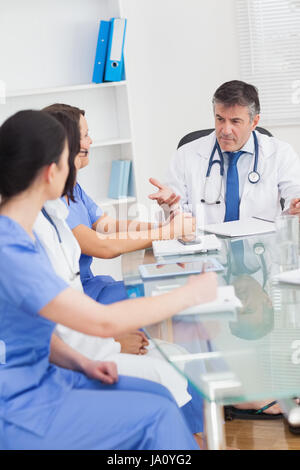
[
  {"xmin": 34, "ymin": 199, "xmax": 191, "ymax": 407},
  {"xmin": 166, "ymin": 130, "xmax": 300, "ymax": 225}
]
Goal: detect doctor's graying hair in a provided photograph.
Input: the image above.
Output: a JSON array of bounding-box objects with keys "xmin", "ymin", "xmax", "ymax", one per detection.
[
  {"xmin": 0, "ymin": 110, "xmax": 66, "ymax": 200},
  {"xmin": 212, "ymin": 80, "xmax": 260, "ymax": 121}
]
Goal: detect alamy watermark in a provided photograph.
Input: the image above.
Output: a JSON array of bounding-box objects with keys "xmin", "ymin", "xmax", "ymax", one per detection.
[
  {"xmin": 0, "ymin": 340, "xmax": 6, "ymax": 364},
  {"xmin": 93, "ymin": 202, "xmax": 204, "ymax": 241}
]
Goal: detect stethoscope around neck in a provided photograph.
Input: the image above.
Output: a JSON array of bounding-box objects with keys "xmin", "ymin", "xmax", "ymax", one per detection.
[{"xmin": 201, "ymin": 131, "xmax": 260, "ymax": 205}]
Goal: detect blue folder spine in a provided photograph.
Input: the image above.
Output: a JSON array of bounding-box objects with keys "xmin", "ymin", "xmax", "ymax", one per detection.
[
  {"xmin": 92, "ymin": 20, "xmax": 111, "ymax": 84},
  {"xmin": 120, "ymin": 160, "xmax": 131, "ymax": 198},
  {"xmin": 108, "ymin": 160, "xmax": 125, "ymax": 199},
  {"xmin": 127, "ymin": 162, "xmax": 135, "ymax": 197}
]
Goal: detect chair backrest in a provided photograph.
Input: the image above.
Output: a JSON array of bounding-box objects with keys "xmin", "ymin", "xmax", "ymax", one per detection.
[{"xmin": 177, "ymin": 126, "xmax": 273, "ymax": 149}]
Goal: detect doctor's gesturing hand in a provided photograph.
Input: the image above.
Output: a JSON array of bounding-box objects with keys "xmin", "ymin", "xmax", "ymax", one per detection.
[
  {"xmin": 149, "ymin": 177, "xmax": 181, "ymax": 212},
  {"xmin": 288, "ymin": 198, "xmax": 300, "ymax": 217}
]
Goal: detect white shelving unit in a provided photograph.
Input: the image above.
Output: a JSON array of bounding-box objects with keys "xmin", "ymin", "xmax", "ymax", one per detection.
[
  {"xmin": 1, "ymin": 80, "xmax": 137, "ymax": 213},
  {"xmin": 97, "ymin": 196, "xmax": 136, "ymax": 208},
  {"xmin": 91, "ymin": 137, "xmax": 132, "ymax": 148},
  {"xmin": 6, "ymin": 80, "xmax": 127, "ymax": 98},
  {"xmin": 0, "ymin": 0, "xmax": 138, "ymax": 279}
]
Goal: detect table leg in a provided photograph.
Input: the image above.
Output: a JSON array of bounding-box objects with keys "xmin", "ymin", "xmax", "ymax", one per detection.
[{"xmin": 204, "ymin": 400, "xmax": 226, "ymax": 450}]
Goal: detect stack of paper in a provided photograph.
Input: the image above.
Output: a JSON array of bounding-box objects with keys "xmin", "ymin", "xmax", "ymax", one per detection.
[
  {"xmin": 178, "ymin": 286, "xmax": 242, "ymax": 316},
  {"xmin": 274, "ymin": 269, "xmax": 300, "ymax": 285},
  {"xmin": 204, "ymin": 217, "xmax": 275, "ymax": 238},
  {"xmin": 152, "ymin": 234, "xmax": 221, "ymax": 257},
  {"xmin": 152, "ymin": 285, "xmax": 242, "ymax": 317}
]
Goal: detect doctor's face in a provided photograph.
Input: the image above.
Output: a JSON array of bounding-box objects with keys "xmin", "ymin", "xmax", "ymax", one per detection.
[
  {"xmin": 77, "ymin": 115, "xmax": 93, "ymax": 170},
  {"xmin": 214, "ymin": 103, "xmax": 260, "ymax": 152}
]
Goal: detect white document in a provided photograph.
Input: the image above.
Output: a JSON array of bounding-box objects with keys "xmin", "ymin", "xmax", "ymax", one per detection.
[
  {"xmin": 152, "ymin": 234, "xmax": 222, "ymax": 257},
  {"xmin": 152, "ymin": 285, "xmax": 242, "ymax": 316},
  {"xmin": 179, "ymin": 286, "xmax": 242, "ymax": 315},
  {"xmin": 274, "ymin": 269, "xmax": 300, "ymax": 285},
  {"xmin": 204, "ymin": 217, "xmax": 275, "ymax": 238}
]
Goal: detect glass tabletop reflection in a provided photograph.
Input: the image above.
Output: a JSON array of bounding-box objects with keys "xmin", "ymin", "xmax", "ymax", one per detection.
[{"xmin": 121, "ymin": 234, "xmax": 300, "ymax": 405}]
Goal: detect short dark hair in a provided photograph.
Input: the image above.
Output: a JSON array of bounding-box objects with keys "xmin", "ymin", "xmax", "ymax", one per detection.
[
  {"xmin": 0, "ymin": 110, "xmax": 66, "ymax": 200},
  {"xmin": 44, "ymin": 110, "xmax": 80, "ymax": 202},
  {"xmin": 213, "ymin": 80, "xmax": 260, "ymax": 120}
]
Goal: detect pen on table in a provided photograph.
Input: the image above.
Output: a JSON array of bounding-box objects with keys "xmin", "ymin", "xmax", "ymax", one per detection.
[
  {"xmin": 255, "ymin": 400, "xmax": 277, "ymax": 415},
  {"xmin": 252, "ymin": 216, "xmax": 275, "ymax": 224}
]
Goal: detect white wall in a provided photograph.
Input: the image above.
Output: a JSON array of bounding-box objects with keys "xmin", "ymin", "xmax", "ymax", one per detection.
[
  {"xmin": 0, "ymin": 0, "xmax": 125, "ymax": 281},
  {"xmin": 121, "ymin": 0, "xmax": 300, "ymax": 208},
  {"xmin": 0, "ymin": 0, "xmax": 119, "ymax": 90}
]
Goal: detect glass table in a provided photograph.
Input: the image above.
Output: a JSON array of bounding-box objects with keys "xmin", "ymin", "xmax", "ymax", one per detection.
[{"xmin": 121, "ymin": 233, "xmax": 300, "ymax": 449}]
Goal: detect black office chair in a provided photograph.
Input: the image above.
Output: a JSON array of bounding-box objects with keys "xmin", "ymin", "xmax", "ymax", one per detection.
[{"xmin": 177, "ymin": 126, "xmax": 272, "ymax": 149}]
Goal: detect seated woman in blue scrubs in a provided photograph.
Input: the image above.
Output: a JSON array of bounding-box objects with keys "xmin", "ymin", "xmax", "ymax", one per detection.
[
  {"xmin": 34, "ymin": 108, "xmax": 206, "ymax": 439},
  {"xmin": 0, "ymin": 110, "xmax": 217, "ymax": 450},
  {"xmin": 43, "ymin": 104, "xmax": 195, "ymax": 304}
]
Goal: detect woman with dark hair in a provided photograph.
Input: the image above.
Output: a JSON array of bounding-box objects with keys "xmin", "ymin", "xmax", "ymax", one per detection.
[
  {"xmin": 43, "ymin": 103, "xmax": 195, "ymax": 305},
  {"xmin": 0, "ymin": 109, "xmax": 216, "ymax": 449},
  {"xmin": 33, "ymin": 111, "xmax": 83, "ymax": 291},
  {"xmin": 34, "ymin": 108, "xmax": 206, "ymax": 441},
  {"xmin": 34, "ymin": 108, "xmax": 198, "ymax": 420}
]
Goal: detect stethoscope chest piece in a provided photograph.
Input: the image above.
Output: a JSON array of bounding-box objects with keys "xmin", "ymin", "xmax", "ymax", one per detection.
[
  {"xmin": 254, "ymin": 243, "xmax": 265, "ymax": 255},
  {"xmin": 248, "ymin": 171, "xmax": 260, "ymax": 184}
]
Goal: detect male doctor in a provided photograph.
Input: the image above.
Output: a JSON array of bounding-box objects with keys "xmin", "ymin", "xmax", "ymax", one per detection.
[{"xmin": 149, "ymin": 80, "xmax": 300, "ymax": 225}]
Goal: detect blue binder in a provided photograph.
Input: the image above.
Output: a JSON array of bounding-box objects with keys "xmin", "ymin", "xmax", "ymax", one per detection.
[
  {"xmin": 108, "ymin": 160, "xmax": 125, "ymax": 199},
  {"xmin": 104, "ymin": 18, "xmax": 127, "ymax": 82},
  {"xmin": 92, "ymin": 21, "xmax": 111, "ymax": 83},
  {"xmin": 127, "ymin": 163, "xmax": 135, "ymax": 197},
  {"xmin": 121, "ymin": 160, "xmax": 131, "ymax": 197}
]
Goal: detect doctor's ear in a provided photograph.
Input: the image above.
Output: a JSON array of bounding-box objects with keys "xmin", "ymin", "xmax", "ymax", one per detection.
[
  {"xmin": 252, "ymin": 114, "xmax": 260, "ymax": 130},
  {"xmin": 43, "ymin": 162, "xmax": 58, "ymax": 185}
]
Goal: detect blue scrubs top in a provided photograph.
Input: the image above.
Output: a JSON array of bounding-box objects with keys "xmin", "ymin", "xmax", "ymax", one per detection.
[
  {"xmin": 0, "ymin": 215, "xmax": 199, "ymax": 450},
  {"xmin": 63, "ymin": 183, "xmax": 103, "ymax": 281},
  {"xmin": 63, "ymin": 184, "xmax": 127, "ymax": 304},
  {"xmin": 0, "ymin": 215, "xmax": 73, "ymax": 437}
]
